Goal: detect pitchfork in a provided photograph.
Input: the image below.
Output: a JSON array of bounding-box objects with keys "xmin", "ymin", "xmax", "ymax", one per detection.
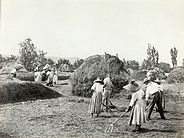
[{"xmin": 105, "ymin": 111, "xmax": 127, "ymax": 133}]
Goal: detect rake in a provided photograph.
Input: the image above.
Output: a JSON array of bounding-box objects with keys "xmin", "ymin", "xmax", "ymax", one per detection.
[
  {"xmin": 101, "ymin": 103, "xmax": 113, "ymax": 113},
  {"xmin": 105, "ymin": 111, "xmax": 127, "ymax": 133}
]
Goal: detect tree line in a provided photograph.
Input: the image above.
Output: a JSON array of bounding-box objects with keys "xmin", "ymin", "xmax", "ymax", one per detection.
[
  {"xmin": 0, "ymin": 38, "xmax": 183, "ymax": 72},
  {"xmin": 0, "ymin": 38, "xmax": 84, "ymax": 71}
]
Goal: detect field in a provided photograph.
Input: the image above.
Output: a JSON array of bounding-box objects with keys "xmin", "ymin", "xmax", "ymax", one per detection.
[{"xmin": 0, "ymin": 78, "xmax": 184, "ymax": 138}]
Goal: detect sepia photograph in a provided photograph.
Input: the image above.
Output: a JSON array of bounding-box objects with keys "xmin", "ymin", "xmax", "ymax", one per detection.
[{"xmin": 0, "ymin": 0, "xmax": 184, "ymax": 137}]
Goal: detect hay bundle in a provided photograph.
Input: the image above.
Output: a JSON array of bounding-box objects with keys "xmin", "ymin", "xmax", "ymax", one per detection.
[
  {"xmin": 167, "ymin": 67, "xmax": 184, "ymax": 83},
  {"xmin": 0, "ymin": 78, "xmax": 62, "ymax": 104},
  {"xmin": 70, "ymin": 54, "xmax": 129, "ymax": 97},
  {"xmin": 0, "ymin": 61, "xmax": 27, "ymax": 74},
  {"xmin": 59, "ymin": 64, "xmax": 73, "ymax": 72}
]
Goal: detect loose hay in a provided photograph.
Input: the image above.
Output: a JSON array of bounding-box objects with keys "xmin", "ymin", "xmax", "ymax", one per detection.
[
  {"xmin": 70, "ymin": 54, "xmax": 129, "ymax": 97},
  {"xmin": 167, "ymin": 67, "xmax": 184, "ymax": 84},
  {"xmin": 0, "ymin": 78, "xmax": 62, "ymax": 104},
  {"xmin": 0, "ymin": 61, "xmax": 27, "ymax": 74}
]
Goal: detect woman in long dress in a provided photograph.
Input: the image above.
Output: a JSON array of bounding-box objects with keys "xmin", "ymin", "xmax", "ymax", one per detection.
[
  {"xmin": 89, "ymin": 77, "xmax": 104, "ymax": 117},
  {"xmin": 53, "ymin": 67, "xmax": 58, "ymax": 85},
  {"xmin": 124, "ymin": 80, "xmax": 146, "ymax": 132}
]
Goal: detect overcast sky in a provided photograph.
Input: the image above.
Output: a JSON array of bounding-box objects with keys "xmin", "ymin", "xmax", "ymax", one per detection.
[{"xmin": 1, "ymin": 0, "xmax": 184, "ymax": 65}]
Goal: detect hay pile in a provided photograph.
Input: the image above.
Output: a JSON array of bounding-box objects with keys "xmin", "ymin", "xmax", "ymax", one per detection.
[
  {"xmin": 167, "ymin": 67, "xmax": 184, "ymax": 83},
  {"xmin": 131, "ymin": 69, "xmax": 147, "ymax": 81},
  {"xmin": 0, "ymin": 78, "xmax": 62, "ymax": 104},
  {"xmin": 131, "ymin": 68, "xmax": 167, "ymax": 81},
  {"xmin": 70, "ymin": 54, "xmax": 129, "ymax": 97},
  {"xmin": 59, "ymin": 64, "xmax": 74, "ymax": 72},
  {"xmin": 0, "ymin": 61, "xmax": 27, "ymax": 74}
]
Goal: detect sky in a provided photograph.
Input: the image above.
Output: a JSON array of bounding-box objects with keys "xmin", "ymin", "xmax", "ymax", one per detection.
[{"xmin": 1, "ymin": 0, "xmax": 184, "ymax": 66}]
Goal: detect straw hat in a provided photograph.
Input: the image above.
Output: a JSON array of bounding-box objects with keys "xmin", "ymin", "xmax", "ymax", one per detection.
[
  {"xmin": 94, "ymin": 77, "xmax": 103, "ymax": 83},
  {"xmin": 143, "ymin": 78, "xmax": 150, "ymax": 84},
  {"xmin": 123, "ymin": 79, "xmax": 142, "ymax": 92}
]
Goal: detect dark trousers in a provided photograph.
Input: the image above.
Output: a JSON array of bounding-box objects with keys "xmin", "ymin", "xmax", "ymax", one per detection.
[{"xmin": 147, "ymin": 92, "xmax": 165, "ymax": 119}]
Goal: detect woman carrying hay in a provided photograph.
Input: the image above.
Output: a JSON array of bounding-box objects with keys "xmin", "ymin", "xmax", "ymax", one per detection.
[
  {"xmin": 89, "ymin": 77, "xmax": 104, "ymax": 117},
  {"xmin": 124, "ymin": 80, "xmax": 146, "ymax": 132}
]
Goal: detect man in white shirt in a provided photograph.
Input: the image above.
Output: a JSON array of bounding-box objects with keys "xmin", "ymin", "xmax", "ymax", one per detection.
[
  {"xmin": 144, "ymin": 71, "xmax": 165, "ymax": 120},
  {"xmin": 102, "ymin": 74, "xmax": 113, "ymax": 112}
]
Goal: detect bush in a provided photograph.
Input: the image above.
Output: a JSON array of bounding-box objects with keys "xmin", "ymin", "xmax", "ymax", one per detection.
[{"xmin": 167, "ymin": 67, "xmax": 184, "ymax": 83}]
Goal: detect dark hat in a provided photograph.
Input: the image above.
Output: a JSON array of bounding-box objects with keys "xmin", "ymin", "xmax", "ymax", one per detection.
[{"xmin": 94, "ymin": 77, "xmax": 103, "ymax": 83}]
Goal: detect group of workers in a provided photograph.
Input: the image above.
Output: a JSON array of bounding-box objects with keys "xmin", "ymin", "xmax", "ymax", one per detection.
[
  {"xmin": 34, "ymin": 65, "xmax": 58, "ymax": 86},
  {"xmin": 89, "ymin": 70, "xmax": 165, "ymax": 132}
]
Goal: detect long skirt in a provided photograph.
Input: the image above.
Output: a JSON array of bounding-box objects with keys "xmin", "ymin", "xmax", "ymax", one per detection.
[
  {"xmin": 53, "ymin": 74, "xmax": 58, "ymax": 84},
  {"xmin": 129, "ymin": 103, "xmax": 146, "ymax": 126},
  {"xmin": 89, "ymin": 91, "xmax": 102, "ymax": 115}
]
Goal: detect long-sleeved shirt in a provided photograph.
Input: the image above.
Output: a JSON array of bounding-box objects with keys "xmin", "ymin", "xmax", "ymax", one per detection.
[
  {"xmin": 145, "ymin": 82, "xmax": 163, "ymax": 101},
  {"xmin": 103, "ymin": 77, "xmax": 113, "ymax": 90}
]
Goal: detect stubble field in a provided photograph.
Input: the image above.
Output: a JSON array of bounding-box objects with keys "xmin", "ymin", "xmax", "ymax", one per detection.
[{"xmin": 0, "ymin": 79, "xmax": 184, "ymax": 138}]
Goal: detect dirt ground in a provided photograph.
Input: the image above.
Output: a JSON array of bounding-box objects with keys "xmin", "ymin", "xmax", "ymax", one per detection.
[{"xmin": 0, "ymin": 79, "xmax": 184, "ymax": 138}]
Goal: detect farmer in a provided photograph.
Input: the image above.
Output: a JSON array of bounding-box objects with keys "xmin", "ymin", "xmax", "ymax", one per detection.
[
  {"xmin": 89, "ymin": 77, "xmax": 103, "ymax": 117},
  {"xmin": 34, "ymin": 66, "xmax": 42, "ymax": 82},
  {"xmin": 41, "ymin": 69, "xmax": 47, "ymax": 81},
  {"xmin": 102, "ymin": 74, "xmax": 113, "ymax": 112},
  {"xmin": 46, "ymin": 69, "xmax": 54, "ymax": 87},
  {"xmin": 53, "ymin": 67, "xmax": 58, "ymax": 85},
  {"xmin": 124, "ymin": 80, "xmax": 146, "ymax": 132},
  {"xmin": 144, "ymin": 71, "xmax": 165, "ymax": 120}
]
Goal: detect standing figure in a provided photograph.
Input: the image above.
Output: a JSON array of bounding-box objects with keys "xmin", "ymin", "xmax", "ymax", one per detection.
[
  {"xmin": 89, "ymin": 77, "xmax": 103, "ymax": 117},
  {"xmin": 102, "ymin": 74, "xmax": 113, "ymax": 112},
  {"xmin": 46, "ymin": 69, "xmax": 54, "ymax": 87},
  {"xmin": 34, "ymin": 66, "xmax": 42, "ymax": 82},
  {"xmin": 53, "ymin": 67, "xmax": 58, "ymax": 85},
  {"xmin": 124, "ymin": 80, "xmax": 146, "ymax": 132},
  {"xmin": 144, "ymin": 71, "xmax": 165, "ymax": 120},
  {"xmin": 41, "ymin": 69, "xmax": 47, "ymax": 81}
]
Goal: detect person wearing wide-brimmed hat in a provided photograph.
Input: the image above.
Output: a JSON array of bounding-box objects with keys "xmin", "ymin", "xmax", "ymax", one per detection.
[
  {"xmin": 89, "ymin": 77, "xmax": 104, "ymax": 117},
  {"xmin": 34, "ymin": 66, "xmax": 42, "ymax": 82},
  {"xmin": 124, "ymin": 80, "xmax": 146, "ymax": 132},
  {"xmin": 46, "ymin": 68, "xmax": 54, "ymax": 87},
  {"xmin": 144, "ymin": 71, "xmax": 165, "ymax": 120}
]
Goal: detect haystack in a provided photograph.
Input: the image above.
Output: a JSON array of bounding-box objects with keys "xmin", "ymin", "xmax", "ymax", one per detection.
[
  {"xmin": 59, "ymin": 64, "xmax": 73, "ymax": 72},
  {"xmin": 131, "ymin": 68, "xmax": 167, "ymax": 81},
  {"xmin": 0, "ymin": 61, "xmax": 27, "ymax": 74},
  {"xmin": 0, "ymin": 77, "xmax": 62, "ymax": 104},
  {"xmin": 167, "ymin": 67, "xmax": 184, "ymax": 83},
  {"xmin": 70, "ymin": 53, "xmax": 130, "ymax": 97}
]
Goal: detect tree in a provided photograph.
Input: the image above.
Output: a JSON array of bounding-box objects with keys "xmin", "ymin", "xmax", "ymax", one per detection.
[
  {"xmin": 157, "ymin": 62, "xmax": 172, "ymax": 73},
  {"xmin": 146, "ymin": 43, "xmax": 159, "ymax": 69},
  {"xmin": 123, "ymin": 59, "xmax": 140, "ymax": 70},
  {"xmin": 170, "ymin": 47, "xmax": 178, "ymax": 68},
  {"xmin": 19, "ymin": 38, "xmax": 38, "ymax": 71},
  {"xmin": 72, "ymin": 59, "xmax": 84, "ymax": 70},
  {"xmin": 0, "ymin": 54, "xmax": 6, "ymax": 63},
  {"xmin": 58, "ymin": 59, "xmax": 71, "ymax": 65},
  {"xmin": 34, "ymin": 50, "xmax": 47, "ymax": 68},
  {"xmin": 46, "ymin": 58, "xmax": 55, "ymax": 66},
  {"xmin": 141, "ymin": 59, "xmax": 152, "ymax": 69}
]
